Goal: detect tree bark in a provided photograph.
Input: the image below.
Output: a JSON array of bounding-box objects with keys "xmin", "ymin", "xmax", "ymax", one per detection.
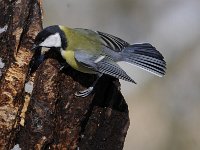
[
  {"xmin": 0, "ymin": 0, "xmax": 42, "ymax": 149},
  {"xmin": 0, "ymin": 1, "xmax": 130, "ymax": 150}
]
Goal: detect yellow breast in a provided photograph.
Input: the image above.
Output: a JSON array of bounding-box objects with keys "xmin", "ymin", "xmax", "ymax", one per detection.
[
  {"xmin": 59, "ymin": 26, "xmax": 99, "ymax": 74},
  {"xmin": 60, "ymin": 49, "xmax": 95, "ymax": 74}
]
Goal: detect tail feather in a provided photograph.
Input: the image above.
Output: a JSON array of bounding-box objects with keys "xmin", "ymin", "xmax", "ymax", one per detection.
[
  {"xmin": 132, "ymin": 54, "xmax": 166, "ymax": 70},
  {"xmin": 132, "ymin": 43, "xmax": 164, "ymax": 59},
  {"xmin": 126, "ymin": 58, "xmax": 165, "ymax": 77},
  {"xmin": 133, "ymin": 54, "xmax": 166, "ymax": 65},
  {"xmin": 122, "ymin": 43, "xmax": 166, "ymax": 77}
]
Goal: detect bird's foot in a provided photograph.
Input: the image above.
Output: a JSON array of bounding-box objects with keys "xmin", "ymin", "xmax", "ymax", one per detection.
[
  {"xmin": 59, "ymin": 66, "xmax": 65, "ymax": 71},
  {"xmin": 59, "ymin": 63, "xmax": 69, "ymax": 72},
  {"xmin": 75, "ymin": 87, "xmax": 94, "ymax": 97}
]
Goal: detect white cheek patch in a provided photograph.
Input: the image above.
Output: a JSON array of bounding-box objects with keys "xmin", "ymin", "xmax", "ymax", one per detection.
[{"xmin": 40, "ymin": 33, "xmax": 61, "ymax": 47}]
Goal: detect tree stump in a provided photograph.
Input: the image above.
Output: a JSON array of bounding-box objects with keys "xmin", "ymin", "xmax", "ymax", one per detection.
[{"xmin": 0, "ymin": 0, "xmax": 130, "ymax": 149}]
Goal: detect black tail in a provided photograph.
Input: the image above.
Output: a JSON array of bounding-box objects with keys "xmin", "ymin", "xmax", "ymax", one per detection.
[{"xmin": 121, "ymin": 43, "xmax": 166, "ymax": 77}]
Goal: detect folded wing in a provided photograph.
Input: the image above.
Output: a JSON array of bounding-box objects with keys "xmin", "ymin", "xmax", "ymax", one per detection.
[{"xmin": 74, "ymin": 50, "xmax": 135, "ymax": 83}]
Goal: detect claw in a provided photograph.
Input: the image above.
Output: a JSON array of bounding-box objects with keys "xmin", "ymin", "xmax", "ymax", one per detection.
[
  {"xmin": 59, "ymin": 66, "xmax": 65, "ymax": 71},
  {"xmin": 75, "ymin": 73, "xmax": 103, "ymax": 98},
  {"xmin": 59, "ymin": 62, "xmax": 69, "ymax": 72},
  {"xmin": 75, "ymin": 87, "xmax": 94, "ymax": 97}
]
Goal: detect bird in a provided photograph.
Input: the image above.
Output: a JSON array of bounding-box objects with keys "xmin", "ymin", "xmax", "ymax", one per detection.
[{"xmin": 30, "ymin": 25, "xmax": 166, "ymax": 97}]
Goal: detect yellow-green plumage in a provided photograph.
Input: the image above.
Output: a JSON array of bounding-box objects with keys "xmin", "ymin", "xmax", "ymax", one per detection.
[
  {"xmin": 32, "ymin": 25, "xmax": 166, "ymax": 97},
  {"xmin": 59, "ymin": 25, "xmax": 102, "ymax": 74}
]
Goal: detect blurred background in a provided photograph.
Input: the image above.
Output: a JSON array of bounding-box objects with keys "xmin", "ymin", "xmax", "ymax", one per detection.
[{"xmin": 43, "ymin": 0, "xmax": 200, "ymax": 149}]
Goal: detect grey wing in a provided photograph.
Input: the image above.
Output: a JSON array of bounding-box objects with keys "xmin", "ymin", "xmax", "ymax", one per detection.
[
  {"xmin": 74, "ymin": 50, "xmax": 136, "ymax": 83},
  {"xmin": 96, "ymin": 31, "xmax": 130, "ymax": 52},
  {"xmin": 74, "ymin": 28, "xmax": 130, "ymax": 52}
]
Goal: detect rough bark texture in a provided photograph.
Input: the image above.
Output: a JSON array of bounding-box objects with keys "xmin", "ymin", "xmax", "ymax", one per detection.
[
  {"xmin": 0, "ymin": 0, "xmax": 43, "ymax": 149},
  {"xmin": 0, "ymin": 0, "xmax": 130, "ymax": 150}
]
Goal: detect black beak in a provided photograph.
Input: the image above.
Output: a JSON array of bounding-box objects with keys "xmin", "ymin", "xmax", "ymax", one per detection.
[
  {"xmin": 31, "ymin": 44, "xmax": 39, "ymax": 50},
  {"xmin": 29, "ymin": 46, "xmax": 45, "ymax": 74}
]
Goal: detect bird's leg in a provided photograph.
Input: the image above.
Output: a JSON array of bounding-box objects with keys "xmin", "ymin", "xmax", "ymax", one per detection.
[
  {"xmin": 59, "ymin": 62, "xmax": 69, "ymax": 71},
  {"xmin": 75, "ymin": 73, "xmax": 103, "ymax": 97}
]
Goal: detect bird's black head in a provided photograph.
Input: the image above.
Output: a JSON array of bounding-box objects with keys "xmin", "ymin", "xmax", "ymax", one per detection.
[
  {"xmin": 32, "ymin": 25, "xmax": 67, "ymax": 50},
  {"xmin": 29, "ymin": 25, "xmax": 67, "ymax": 74}
]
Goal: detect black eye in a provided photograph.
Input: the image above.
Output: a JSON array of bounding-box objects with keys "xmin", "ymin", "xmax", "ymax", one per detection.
[{"xmin": 41, "ymin": 37, "xmax": 46, "ymax": 42}]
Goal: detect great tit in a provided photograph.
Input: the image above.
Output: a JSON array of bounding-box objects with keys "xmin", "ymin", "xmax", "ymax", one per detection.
[{"xmin": 31, "ymin": 25, "xmax": 166, "ymax": 97}]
